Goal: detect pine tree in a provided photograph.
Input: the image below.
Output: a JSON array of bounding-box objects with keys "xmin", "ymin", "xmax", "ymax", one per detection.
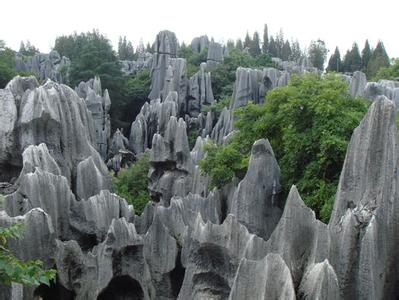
[
  {"xmin": 146, "ymin": 42, "xmax": 153, "ymax": 53},
  {"xmin": 262, "ymin": 24, "xmax": 269, "ymax": 53},
  {"xmin": 126, "ymin": 41, "xmax": 134, "ymax": 60},
  {"xmin": 249, "ymin": 32, "xmax": 261, "ymax": 57},
  {"xmin": 268, "ymin": 36, "xmax": 278, "ymax": 57},
  {"xmin": 327, "ymin": 47, "xmax": 342, "ymax": 72},
  {"xmin": 290, "ymin": 40, "xmax": 302, "ymax": 62},
  {"xmin": 226, "ymin": 39, "xmax": 235, "ymax": 50},
  {"xmin": 275, "ymin": 29, "xmax": 285, "ymax": 58},
  {"xmin": 236, "ymin": 39, "xmax": 243, "ymax": 51},
  {"xmin": 244, "ymin": 32, "xmax": 252, "ymax": 49},
  {"xmin": 281, "ymin": 40, "xmax": 292, "ymax": 61},
  {"xmin": 19, "ymin": 41, "xmax": 26, "ymax": 54},
  {"xmin": 349, "ymin": 43, "xmax": 362, "ymax": 72},
  {"xmin": 367, "ymin": 41, "xmax": 390, "ymax": 78},
  {"xmin": 361, "ymin": 40, "xmax": 372, "ymax": 71},
  {"xmin": 342, "ymin": 49, "xmax": 351, "ymax": 73}
]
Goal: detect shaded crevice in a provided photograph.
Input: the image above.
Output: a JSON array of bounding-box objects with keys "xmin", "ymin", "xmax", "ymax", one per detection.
[
  {"xmin": 97, "ymin": 275, "xmax": 144, "ymax": 300},
  {"xmin": 34, "ymin": 276, "xmax": 75, "ymax": 300}
]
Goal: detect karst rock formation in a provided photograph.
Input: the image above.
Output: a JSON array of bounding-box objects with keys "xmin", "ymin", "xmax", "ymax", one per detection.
[{"xmin": 1, "ymin": 30, "xmax": 399, "ymax": 300}]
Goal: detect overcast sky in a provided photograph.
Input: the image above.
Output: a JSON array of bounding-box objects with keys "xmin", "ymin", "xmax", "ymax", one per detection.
[{"xmin": 1, "ymin": 0, "xmax": 397, "ymax": 58}]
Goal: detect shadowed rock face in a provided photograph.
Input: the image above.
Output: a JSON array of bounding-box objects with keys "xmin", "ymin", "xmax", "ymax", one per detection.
[
  {"xmin": 191, "ymin": 36, "xmax": 209, "ymax": 53},
  {"xmin": 188, "ymin": 63, "xmax": 215, "ymax": 117},
  {"xmin": 75, "ymin": 76, "xmax": 111, "ymax": 159}
]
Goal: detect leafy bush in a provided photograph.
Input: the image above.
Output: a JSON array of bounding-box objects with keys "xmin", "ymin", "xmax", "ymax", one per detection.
[
  {"xmin": 112, "ymin": 153, "xmax": 151, "ymax": 215},
  {"xmin": 374, "ymin": 59, "xmax": 399, "ymax": 81},
  {"xmin": 0, "ymin": 221, "xmax": 56, "ymax": 286},
  {"xmin": 200, "ymin": 73, "xmax": 369, "ymax": 222}
]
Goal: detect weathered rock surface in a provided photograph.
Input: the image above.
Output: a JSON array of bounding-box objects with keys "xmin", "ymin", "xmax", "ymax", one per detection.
[
  {"xmin": 75, "ymin": 76, "xmax": 111, "ymax": 159},
  {"xmin": 0, "ymin": 76, "xmax": 110, "ymax": 197},
  {"xmin": 120, "ymin": 51, "xmax": 153, "ymax": 75},
  {"xmin": 148, "ymin": 30, "xmax": 179, "ymax": 100},
  {"xmin": 15, "ymin": 50, "xmax": 70, "ymax": 84},
  {"xmin": 206, "ymin": 40, "xmax": 224, "ymax": 68},
  {"xmin": 328, "ymin": 96, "xmax": 399, "ymax": 299},
  {"xmin": 187, "ymin": 63, "xmax": 214, "ymax": 117},
  {"xmin": 229, "ymin": 254, "xmax": 295, "ymax": 300},
  {"xmin": 231, "ymin": 139, "xmax": 282, "ymax": 240},
  {"xmin": 191, "ymin": 36, "xmax": 209, "ymax": 53},
  {"xmin": 348, "ymin": 71, "xmax": 367, "ymax": 97}
]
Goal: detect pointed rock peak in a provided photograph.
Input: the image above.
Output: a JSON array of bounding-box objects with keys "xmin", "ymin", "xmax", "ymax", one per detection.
[
  {"xmin": 93, "ymin": 76, "xmax": 102, "ymax": 95},
  {"xmin": 299, "ymin": 259, "xmax": 340, "ymax": 300},
  {"xmin": 284, "ymin": 185, "xmax": 308, "ymax": 212},
  {"xmin": 250, "ymin": 138, "xmax": 275, "ymax": 158},
  {"xmin": 20, "ymin": 143, "xmax": 61, "ymax": 177},
  {"xmin": 330, "ymin": 95, "xmax": 397, "ymax": 224},
  {"xmin": 6, "ymin": 75, "xmax": 39, "ymax": 98}
]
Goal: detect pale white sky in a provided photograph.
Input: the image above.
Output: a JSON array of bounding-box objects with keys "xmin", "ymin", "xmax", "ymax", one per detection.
[{"xmin": 1, "ymin": 0, "xmax": 397, "ymax": 58}]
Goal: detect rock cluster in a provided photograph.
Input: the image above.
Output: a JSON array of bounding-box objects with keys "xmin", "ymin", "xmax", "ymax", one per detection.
[
  {"xmin": 191, "ymin": 35, "xmax": 209, "ymax": 53},
  {"xmin": 120, "ymin": 51, "xmax": 153, "ymax": 75},
  {"xmin": 75, "ymin": 76, "xmax": 111, "ymax": 159},
  {"xmin": 15, "ymin": 50, "xmax": 70, "ymax": 84},
  {"xmin": 0, "ymin": 76, "xmax": 110, "ymax": 198},
  {"xmin": 346, "ymin": 70, "xmax": 399, "ymax": 109},
  {"xmin": 2, "ymin": 30, "xmax": 399, "ymax": 299}
]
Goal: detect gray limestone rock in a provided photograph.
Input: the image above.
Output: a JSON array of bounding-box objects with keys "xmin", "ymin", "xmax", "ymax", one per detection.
[
  {"xmin": 328, "ymin": 96, "xmax": 399, "ymax": 299},
  {"xmin": 15, "ymin": 50, "xmax": 70, "ymax": 84},
  {"xmin": 191, "ymin": 36, "xmax": 209, "ymax": 53},
  {"xmin": 210, "ymin": 107, "xmax": 233, "ymax": 144},
  {"xmin": 188, "ymin": 63, "xmax": 215, "ymax": 117},
  {"xmin": 229, "ymin": 254, "xmax": 295, "ymax": 300},
  {"xmin": 108, "ymin": 128, "xmax": 129, "ymax": 158},
  {"xmin": 148, "ymin": 31, "xmax": 179, "ymax": 100},
  {"xmin": 265, "ymin": 185, "xmax": 329, "ymax": 287},
  {"xmin": 299, "ymin": 260, "xmax": 340, "ymax": 300},
  {"xmin": 0, "ymin": 76, "xmax": 109, "ymax": 198},
  {"xmin": 230, "ymin": 139, "xmax": 282, "ymax": 240},
  {"xmin": 207, "ymin": 40, "xmax": 224, "ymax": 67},
  {"xmin": 348, "ymin": 71, "xmax": 367, "ymax": 97},
  {"xmin": 76, "ymin": 76, "xmax": 111, "ymax": 159}
]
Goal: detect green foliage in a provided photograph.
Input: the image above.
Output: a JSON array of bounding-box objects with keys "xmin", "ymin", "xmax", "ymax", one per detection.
[
  {"xmin": 18, "ymin": 41, "xmax": 39, "ymax": 57},
  {"xmin": 262, "ymin": 24, "xmax": 269, "ymax": 54},
  {"xmin": 199, "ymin": 142, "xmax": 247, "ymax": 189},
  {"xmin": 327, "ymin": 47, "xmax": 342, "ymax": 72},
  {"xmin": 112, "ymin": 153, "xmax": 151, "ymax": 215},
  {"xmin": 177, "ymin": 44, "xmax": 208, "ymax": 77},
  {"xmin": 308, "ymin": 39, "xmax": 327, "ymax": 70},
  {"xmin": 118, "ymin": 69, "xmax": 151, "ymax": 129},
  {"xmin": 118, "ymin": 36, "xmax": 135, "ymax": 60},
  {"xmin": 366, "ymin": 41, "xmax": 390, "ymax": 78},
  {"xmin": 342, "ymin": 43, "xmax": 362, "ymax": 73},
  {"xmin": 200, "ymin": 73, "xmax": 369, "ymax": 222},
  {"xmin": 0, "ymin": 222, "xmax": 56, "ymax": 286},
  {"xmin": 210, "ymin": 48, "xmax": 273, "ymax": 100},
  {"xmin": 202, "ymin": 96, "xmax": 230, "ymax": 117},
  {"xmin": 374, "ymin": 59, "xmax": 399, "ymax": 81},
  {"xmin": 0, "ymin": 43, "xmax": 17, "ymax": 88},
  {"xmin": 361, "ymin": 40, "xmax": 372, "ymax": 71}
]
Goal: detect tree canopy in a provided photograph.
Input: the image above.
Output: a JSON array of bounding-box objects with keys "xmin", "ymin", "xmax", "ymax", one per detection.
[{"xmin": 200, "ymin": 73, "xmax": 368, "ymax": 222}]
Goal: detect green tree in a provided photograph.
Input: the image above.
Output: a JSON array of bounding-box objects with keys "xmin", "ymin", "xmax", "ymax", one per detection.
[
  {"xmin": 19, "ymin": 40, "xmax": 39, "ymax": 56},
  {"xmin": 112, "ymin": 153, "xmax": 151, "ymax": 215},
  {"xmin": 249, "ymin": 32, "xmax": 261, "ymax": 57},
  {"xmin": 308, "ymin": 39, "xmax": 327, "ymax": 70},
  {"xmin": 374, "ymin": 59, "xmax": 399, "ymax": 81},
  {"xmin": 244, "ymin": 32, "xmax": 252, "ymax": 49},
  {"xmin": 290, "ymin": 40, "xmax": 303, "ymax": 62},
  {"xmin": 236, "ymin": 39, "xmax": 243, "ymax": 51},
  {"xmin": 120, "ymin": 69, "xmax": 151, "ymax": 128},
  {"xmin": 361, "ymin": 40, "xmax": 372, "ymax": 71},
  {"xmin": 0, "ymin": 219, "xmax": 56, "ymax": 286},
  {"xmin": 118, "ymin": 36, "xmax": 135, "ymax": 60},
  {"xmin": 367, "ymin": 41, "xmax": 390, "ymax": 78},
  {"xmin": 262, "ymin": 24, "xmax": 269, "ymax": 54},
  {"xmin": 268, "ymin": 36, "xmax": 278, "ymax": 57},
  {"xmin": 0, "ymin": 42, "xmax": 17, "ymax": 88},
  {"xmin": 343, "ymin": 43, "xmax": 362, "ymax": 73},
  {"xmin": 327, "ymin": 47, "xmax": 342, "ymax": 72},
  {"xmin": 200, "ymin": 73, "xmax": 368, "ymax": 222},
  {"xmin": 281, "ymin": 40, "xmax": 292, "ymax": 61}
]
